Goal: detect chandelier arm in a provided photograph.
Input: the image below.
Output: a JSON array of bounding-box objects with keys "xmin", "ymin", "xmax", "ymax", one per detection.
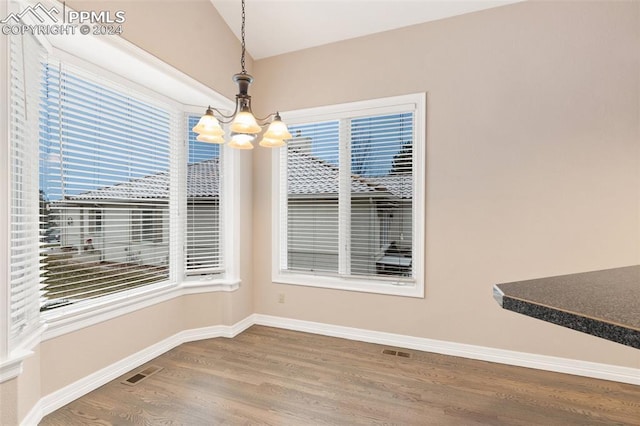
[
  {"xmin": 240, "ymin": 100, "xmax": 279, "ymax": 125},
  {"xmin": 208, "ymin": 105, "xmax": 240, "ymax": 122},
  {"xmin": 253, "ymin": 112, "xmax": 279, "ymax": 124}
]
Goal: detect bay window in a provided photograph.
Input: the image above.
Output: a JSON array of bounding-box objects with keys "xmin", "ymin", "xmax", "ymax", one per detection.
[{"xmin": 4, "ymin": 12, "xmax": 236, "ymax": 361}]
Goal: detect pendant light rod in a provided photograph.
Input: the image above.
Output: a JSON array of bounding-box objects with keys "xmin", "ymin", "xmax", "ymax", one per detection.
[{"xmin": 240, "ymin": 0, "xmax": 247, "ymax": 74}]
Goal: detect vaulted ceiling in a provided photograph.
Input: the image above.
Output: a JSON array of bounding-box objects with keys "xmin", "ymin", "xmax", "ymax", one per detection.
[{"xmin": 210, "ymin": 0, "xmax": 522, "ymax": 59}]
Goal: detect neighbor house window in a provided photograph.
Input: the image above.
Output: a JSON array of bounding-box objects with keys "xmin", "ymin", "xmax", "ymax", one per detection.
[
  {"xmin": 273, "ymin": 94, "xmax": 425, "ymax": 297},
  {"xmin": 39, "ymin": 62, "xmax": 176, "ymax": 309},
  {"xmin": 131, "ymin": 209, "xmax": 163, "ymax": 243},
  {"xmin": 89, "ymin": 209, "xmax": 102, "ymax": 234}
]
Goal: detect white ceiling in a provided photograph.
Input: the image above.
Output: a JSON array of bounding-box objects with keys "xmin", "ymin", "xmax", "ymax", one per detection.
[{"xmin": 210, "ymin": 0, "xmax": 522, "ymax": 60}]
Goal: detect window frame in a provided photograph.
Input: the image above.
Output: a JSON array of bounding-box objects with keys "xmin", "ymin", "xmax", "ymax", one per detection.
[
  {"xmin": 89, "ymin": 209, "xmax": 103, "ymax": 235},
  {"xmin": 181, "ymin": 107, "xmax": 240, "ymax": 288},
  {"xmin": 183, "ymin": 113, "xmax": 225, "ymax": 277},
  {"xmin": 271, "ymin": 93, "xmax": 426, "ymax": 298},
  {"xmin": 37, "ymin": 66, "xmax": 241, "ymax": 340}
]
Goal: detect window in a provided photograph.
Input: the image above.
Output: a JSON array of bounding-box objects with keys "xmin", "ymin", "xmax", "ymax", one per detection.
[
  {"xmin": 89, "ymin": 209, "xmax": 102, "ymax": 234},
  {"xmin": 132, "ymin": 209, "xmax": 163, "ymax": 243},
  {"xmin": 39, "ymin": 62, "xmax": 177, "ymax": 309},
  {"xmin": 185, "ymin": 115, "xmax": 223, "ymax": 275},
  {"xmin": 273, "ymin": 94, "xmax": 425, "ymax": 297}
]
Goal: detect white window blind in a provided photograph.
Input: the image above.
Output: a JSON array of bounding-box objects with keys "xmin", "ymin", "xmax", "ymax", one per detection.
[
  {"xmin": 185, "ymin": 115, "xmax": 223, "ymax": 275},
  {"xmin": 40, "ymin": 62, "xmax": 177, "ymax": 310},
  {"xmin": 9, "ymin": 31, "xmax": 45, "ymax": 346},
  {"xmin": 285, "ymin": 121, "xmax": 340, "ymax": 274},
  {"xmin": 281, "ymin": 105, "xmax": 417, "ymax": 284},
  {"xmin": 350, "ymin": 113, "xmax": 413, "ymax": 277}
]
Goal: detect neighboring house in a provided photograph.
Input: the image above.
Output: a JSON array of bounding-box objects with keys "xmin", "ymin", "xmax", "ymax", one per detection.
[
  {"xmin": 286, "ymin": 148, "xmax": 412, "ymax": 276},
  {"xmin": 50, "ymin": 159, "xmax": 220, "ymax": 269},
  {"xmin": 51, "ymin": 152, "xmax": 411, "ymax": 276}
]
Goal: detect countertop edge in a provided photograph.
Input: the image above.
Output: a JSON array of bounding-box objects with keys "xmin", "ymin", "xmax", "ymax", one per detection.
[{"xmin": 498, "ymin": 294, "xmax": 640, "ymax": 349}]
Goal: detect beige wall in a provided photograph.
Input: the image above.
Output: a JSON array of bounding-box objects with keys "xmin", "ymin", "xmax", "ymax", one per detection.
[
  {"xmin": 0, "ymin": 379, "xmax": 18, "ymax": 426},
  {"xmin": 251, "ymin": 0, "xmax": 640, "ymax": 368},
  {"xmin": 17, "ymin": 346, "xmax": 41, "ymax": 422}
]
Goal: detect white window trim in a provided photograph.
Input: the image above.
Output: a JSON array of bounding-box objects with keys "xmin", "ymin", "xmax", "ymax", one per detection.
[
  {"xmin": 271, "ymin": 93, "xmax": 426, "ymax": 298},
  {"xmin": 1, "ymin": 0, "xmax": 242, "ymax": 381}
]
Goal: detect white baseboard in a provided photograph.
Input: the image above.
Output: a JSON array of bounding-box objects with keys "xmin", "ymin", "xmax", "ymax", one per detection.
[
  {"xmin": 21, "ymin": 319, "xmax": 253, "ymax": 426},
  {"xmin": 21, "ymin": 313, "xmax": 640, "ymax": 425},
  {"xmin": 251, "ymin": 314, "xmax": 640, "ymax": 386}
]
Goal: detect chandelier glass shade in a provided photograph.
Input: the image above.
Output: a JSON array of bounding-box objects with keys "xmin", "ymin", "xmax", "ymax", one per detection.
[{"xmin": 192, "ymin": 0, "xmax": 290, "ymax": 150}]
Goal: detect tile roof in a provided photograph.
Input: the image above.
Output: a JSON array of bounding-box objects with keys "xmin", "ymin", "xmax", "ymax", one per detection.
[
  {"xmin": 287, "ymin": 149, "xmax": 412, "ymax": 199},
  {"xmin": 287, "ymin": 149, "xmax": 379, "ymax": 196},
  {"xmin": 187, "ymin": 159, "xmax": 221, "ymax": 198},
  {"xmin": 69, "ymin": 159, "xmax": 220, "ymax": 201},
  {"xmin": 369, "ymin": 174, "xmax": 413, "ymax": 199},
  {"xmin": 69, "ymin": 171, "xmax": 170, "ymax": 201},
  {"xmin": 67, "ymin": 152, "xmax": 411, "ymax": 201}
]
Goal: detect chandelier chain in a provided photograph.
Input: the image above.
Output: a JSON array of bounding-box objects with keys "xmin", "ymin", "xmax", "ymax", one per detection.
[{"xmin": 240, "ymin": 0, "xmax": 246, "ymax": 73}]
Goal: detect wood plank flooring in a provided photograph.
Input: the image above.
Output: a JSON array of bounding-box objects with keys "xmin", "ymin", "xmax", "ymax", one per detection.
[{"xmin": 41, "ymin": 326, "xmax": 640, "ymax": 425}]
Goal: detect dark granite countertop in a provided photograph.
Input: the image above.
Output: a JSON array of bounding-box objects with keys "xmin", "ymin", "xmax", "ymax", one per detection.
[{"xmin": 494, "ymin": 265, "xmax": 640, "ymax": 349}]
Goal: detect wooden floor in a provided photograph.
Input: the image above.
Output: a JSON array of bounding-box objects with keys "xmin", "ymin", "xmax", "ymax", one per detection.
[{"xmin": 41, "ymin": 326, "xmax": 640, "ymax": 425}]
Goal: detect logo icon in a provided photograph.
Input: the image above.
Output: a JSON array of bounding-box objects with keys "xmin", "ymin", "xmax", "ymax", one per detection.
[{"xmin": 1, "ymin": 3, "xmax": 59, "ymax": 24}]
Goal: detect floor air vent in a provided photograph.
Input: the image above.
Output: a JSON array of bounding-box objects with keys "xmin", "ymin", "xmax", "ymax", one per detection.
[
  {"xmin": 382, "ymin": 349, "xmax": 412, "ymax": 358},
  {"xmin": 122, "ymin": 365, "xmax": 163, "ymax": 386}
]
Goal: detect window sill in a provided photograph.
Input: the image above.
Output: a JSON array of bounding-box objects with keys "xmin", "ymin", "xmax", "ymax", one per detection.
[
  {"xmin": 273, "ymin": 271, "xmax": 424, "ymax": 298},
  {"xmin": 182, "ymin": 276, "xmax": 241, "ymax": 294},
  {"xmin": 41, "ymin": 277, "xmax": 240, "ymax": 341}
]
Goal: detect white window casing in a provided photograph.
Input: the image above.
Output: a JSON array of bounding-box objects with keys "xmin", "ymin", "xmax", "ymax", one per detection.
[{"xmin": 272, "ymin": 93, "xmax": 426, "ymax": 298}]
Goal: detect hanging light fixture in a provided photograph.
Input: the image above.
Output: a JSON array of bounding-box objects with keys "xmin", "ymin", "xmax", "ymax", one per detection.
[{"xmin": 192, "ymin": 0, "xmax": 291, "ymax": 150}]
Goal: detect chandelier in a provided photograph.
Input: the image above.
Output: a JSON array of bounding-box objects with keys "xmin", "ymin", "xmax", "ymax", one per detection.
[{"xmin": 192, "ymin": 0, "xmax": 291, "ymax": 149}]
